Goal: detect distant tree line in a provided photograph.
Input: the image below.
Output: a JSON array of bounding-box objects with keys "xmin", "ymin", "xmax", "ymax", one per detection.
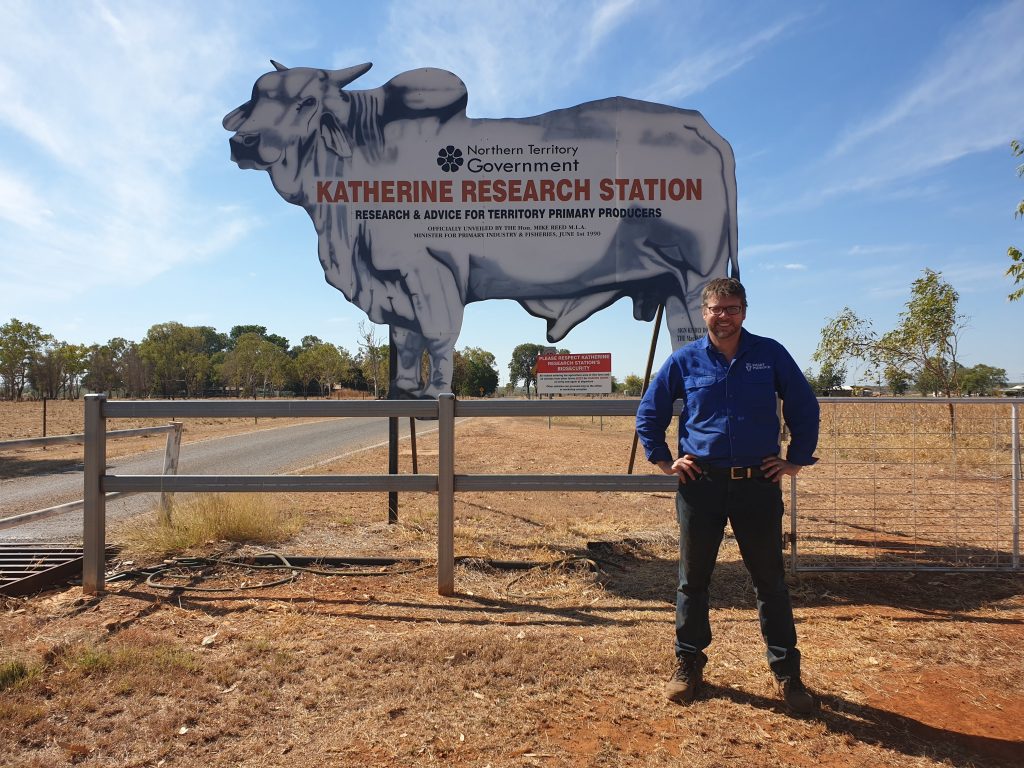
[{"xmin": 0, "ymin": 318, "xmax": 502, "ymax": 401}]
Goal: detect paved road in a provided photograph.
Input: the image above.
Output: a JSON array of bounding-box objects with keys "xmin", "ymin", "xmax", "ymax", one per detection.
[{"xmin": 0, "ymin": 416, "xmax": 431, "ymax": 542}]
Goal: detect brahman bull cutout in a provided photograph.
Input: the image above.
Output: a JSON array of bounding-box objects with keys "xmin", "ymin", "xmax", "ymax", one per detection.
[{"xmin": 224, "ymin": 62, "xmax": 737, "ymax": 398}]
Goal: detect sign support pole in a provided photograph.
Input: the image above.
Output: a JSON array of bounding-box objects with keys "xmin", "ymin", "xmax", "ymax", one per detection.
[
  {"xmin": 628, "ymin": 304, "xmax": 664, "ymax": 474},
  {"xmin": 387, "ymin": 337, "xmax": 399, "ymax": 524}
]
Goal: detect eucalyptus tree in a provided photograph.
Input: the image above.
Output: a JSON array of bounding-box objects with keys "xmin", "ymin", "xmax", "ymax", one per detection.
[
  {"xmin": 0, "ymin": 318, "xmax": 48, "ymax": 400},
  {"xmin": 1007, "ymin": 138, "xmax": 1023, "ymax": 301},
  {"xmin": 815, "ymin": 268, "xmax": 966, "ymax": 428}
]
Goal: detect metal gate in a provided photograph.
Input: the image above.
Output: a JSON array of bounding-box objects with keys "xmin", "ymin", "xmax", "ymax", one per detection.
[{"xmin": 789, "ymin": 398, "xmax": 1021, "ymax": 572}]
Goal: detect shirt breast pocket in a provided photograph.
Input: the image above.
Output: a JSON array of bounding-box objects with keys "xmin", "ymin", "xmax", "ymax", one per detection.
[
  {"xmin": 684, "ymin": 374, "xmax": 719, "ymax": 417},
  {"xmin": 746, "ymin": 371, "xmax": 777, "ymax": 413}
]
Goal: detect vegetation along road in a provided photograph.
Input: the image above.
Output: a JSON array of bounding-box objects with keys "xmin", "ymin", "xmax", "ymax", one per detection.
[{"xmin": 0, "ymin": 416, "xmax": 428, "ymax": 542}]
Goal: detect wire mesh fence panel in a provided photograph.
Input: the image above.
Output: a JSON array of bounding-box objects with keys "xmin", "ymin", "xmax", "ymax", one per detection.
[{"xmin": 790, "ymin": 400, "xmax": 1020, "ymax": 572}]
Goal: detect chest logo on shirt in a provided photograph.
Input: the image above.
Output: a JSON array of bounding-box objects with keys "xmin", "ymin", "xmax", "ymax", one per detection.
[{"xmin": 746, "ymin": 362, "xmax": 771, "ymax": 372}]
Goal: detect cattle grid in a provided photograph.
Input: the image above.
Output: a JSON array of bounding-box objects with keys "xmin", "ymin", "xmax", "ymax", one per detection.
[{"xmin": 80, "ymin": 395, "xmax": 1021, "ymax": 597}]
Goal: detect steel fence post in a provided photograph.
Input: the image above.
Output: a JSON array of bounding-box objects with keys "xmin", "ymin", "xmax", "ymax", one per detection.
[
  {"xmin": 83, "ymin": 394, "xmax": 107, "ymax": 594},
  {"xmin": 438, "ymin": 393, "xmax": 456, "ymax": 595},
  {"xmin": 1012, "ymin": 402, "xmax": 1020, "ymax": 569},
  {"xmin": 790, "ymin": 474, "xmax": 798, "ymax": 572}
]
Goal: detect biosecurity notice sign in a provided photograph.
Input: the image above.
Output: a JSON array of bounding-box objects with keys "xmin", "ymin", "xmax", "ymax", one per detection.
[
  {"xmin": 224, "ymin": 63, "xmax": 737, "ymax": 399},
  {"xmin": 537, "ymin": 353, "xmax": 612, "ymax": 395}
]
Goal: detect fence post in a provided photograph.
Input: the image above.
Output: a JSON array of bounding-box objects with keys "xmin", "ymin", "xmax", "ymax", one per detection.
[
  {"xmin": 437, "ymin": 393, "xmax": 456, "ymax": 595},
  {"xmin": 83, "ymin": 394, "xmax": 107, "ymax": 594},
  {"xmin": 158, "ymin": 422, "xmax": 184, "ymax": 525},
  {"xmin": 789, "ymin": 474, "xmax": 799, "ymax": 573},
  {"xmin": 1012, "ymin": 402, "xmax": 1020, "ymax": 569}
]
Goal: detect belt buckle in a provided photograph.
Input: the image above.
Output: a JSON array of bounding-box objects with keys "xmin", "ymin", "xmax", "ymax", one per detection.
[{"xmin": 730, "ymin": 466, "xmax": 751, "ymax": 480}]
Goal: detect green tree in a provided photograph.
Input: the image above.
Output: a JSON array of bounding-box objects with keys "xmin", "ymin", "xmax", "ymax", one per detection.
[
  {"xmin": 622, "ymin": 374, "xmax": 644, "ymax": 396},
  {"xmin": 816, "ymin": 269, "xmax": 966, "ymax": 430},
  {"xmin": 508, "ymin": 343, "xmax": 547, "ymax": 398},
  {"xmin": 221, "ymin": 333, "xmax": 292, "ymax": 398},
  {"xmin": 357, "ymin": 322, "xmax": 389, "ymax": 398},
  {"xmin": 119, "ymin": 342, "xmax": 151, "ymax": 398},
  {"xmin": 30, "ymin": 341, "xmax": 89, "ymax": 399},
  {"xmin": 83, "ymin": 338, "xmax": 128, "ymax": 396},
  {"xmin": 883, "ymin": 365, "xmax": 912, "ymax": 396},
  {"xmin": 804, "ymin": 360, "xmax": 847, "ymax": 396},
  {"xmin": 140, "ymin": 322, "xmax": 221, "ymax": 398},
  {"xmin": 959, "ymin": 364, "xmax": 1008, "ymax": 396},
  {"xmin": 913, "ymin": 358, "xmax": 948, "ymax": 396},
  {"xmin": 0, "ymin": 318, "xmax": 48, "ymax": 400},
  {"xmin": 815, "ymin": 269, "xmax": 966, "ymax": 399},
  {"xmin": 458, "ymin": 347, "xmax": 499, "ymax": 397},
  {"xmin": 1007, "ymin": 139, "xmax": 1024, "ymax": 301},
  {"xmin": 313, "ymin": 343, "xmax": 350, "ymax": 397},
  {"xmin": 229, "ymin": 325, "xmax": 289, "ymax": 353}
]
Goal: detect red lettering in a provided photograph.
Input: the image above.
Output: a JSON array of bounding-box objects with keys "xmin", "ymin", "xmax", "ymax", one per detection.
[{"xmin": 316, "ymin": 180, "xmax": 335, "ymax": 203}]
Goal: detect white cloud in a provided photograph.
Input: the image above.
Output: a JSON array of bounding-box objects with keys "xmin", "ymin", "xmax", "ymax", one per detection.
[
  {"xmin": 846, "ymin": 244, "xmax": 918, "ymax": 257},
  {"xmin": 829, "ymin": 0, "xmax": 1024, "ymax": 188},
  {"xmin": 741, "ymin": 240, "xmax": 816, "ymax": 258},
  {"xmin": 0, "ymin": 1, "xmax": 256, "ymax": 306},
  {"xmin": 0, "ymin": 169, "xmax": 53, "ymax": 229},
  {"xmin": 640, "ymin": 14, "xmax": 805, "ymax": 102},
  {"xmin": 382, "ymin": 0, "xmax": 644, "ymax": 115}
]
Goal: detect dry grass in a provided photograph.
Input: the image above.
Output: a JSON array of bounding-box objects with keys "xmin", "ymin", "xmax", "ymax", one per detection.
[
  {"xmin": 1, "ymin": 410, "xmax": 1022, "ymax": 767},
  {"xmin": 118, "ymin": 494, "xmax": 303, "ymax": 558}
]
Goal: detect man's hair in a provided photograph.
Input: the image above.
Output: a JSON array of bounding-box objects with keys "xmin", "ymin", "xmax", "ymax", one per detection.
[{"xmin": 701, "ymin": 277, "xmax": 747, "ymax": 307}]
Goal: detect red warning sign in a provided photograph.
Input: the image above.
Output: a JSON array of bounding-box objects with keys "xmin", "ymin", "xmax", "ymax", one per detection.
[{"xmin": 536, "ymin": 353, "xmax": 612, "ymax": 395}]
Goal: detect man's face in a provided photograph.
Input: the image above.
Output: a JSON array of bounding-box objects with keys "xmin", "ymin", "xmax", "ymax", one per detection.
[{"xmin": 702, "ymin": 294, "xmax": 746, "ymax": 343}]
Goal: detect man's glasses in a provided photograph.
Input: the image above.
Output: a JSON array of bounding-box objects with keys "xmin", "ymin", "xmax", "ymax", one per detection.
[{"xmin": 703, "ymin": 305, "xmax": 743, "ymax": 316}]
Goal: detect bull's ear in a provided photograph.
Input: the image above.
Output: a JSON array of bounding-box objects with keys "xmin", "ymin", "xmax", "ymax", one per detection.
[
  {"xmin": 222, "ymin": 103, "xmax": 251, "ymax": 131},
  {"xmin": 320, "ymin": 113, "xmax": 352, "ymax": 158}
]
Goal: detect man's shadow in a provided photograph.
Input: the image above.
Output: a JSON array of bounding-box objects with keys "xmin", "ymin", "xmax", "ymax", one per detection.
[{"xmin": 699, "ymin": 683, "xmax": 1022, "ymax": 767}]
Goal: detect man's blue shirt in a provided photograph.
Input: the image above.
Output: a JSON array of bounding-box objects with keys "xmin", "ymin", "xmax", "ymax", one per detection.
[{"xmin": 636, "ymin": 329, "xmax": 819, "ymax": 467}]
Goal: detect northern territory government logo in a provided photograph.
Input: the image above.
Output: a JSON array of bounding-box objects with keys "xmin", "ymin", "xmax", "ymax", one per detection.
[{"xmin": 436, "ymin": 146, "xmax": 464, "ymax": 172}]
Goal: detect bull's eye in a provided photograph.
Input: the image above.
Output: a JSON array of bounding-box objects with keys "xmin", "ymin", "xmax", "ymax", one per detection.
[{"xmin": 297, "ymin": 96, "xmax": 317, "ymax": 111}]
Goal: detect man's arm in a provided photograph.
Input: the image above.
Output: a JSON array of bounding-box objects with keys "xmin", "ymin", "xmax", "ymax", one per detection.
[
  {"xmin": 774, "ymin": 343, "xmax": 820, "ymax": 468},
  {"xmin": 635, "ymin": 356, "xmax": 682, "ymax": 466}
]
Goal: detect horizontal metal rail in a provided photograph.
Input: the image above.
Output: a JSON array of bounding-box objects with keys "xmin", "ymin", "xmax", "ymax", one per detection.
[
  {"xmin": 102, "ymin": 399, "xmax": 437, "ymax": 419},
  {"xmin": 0, "ymin": 493, "xmax": 128, "ymax": 532},
  {"xmin": 0, "ymin": 424, "xmax": 176, "ymax": 451},
  {"xmin": 104, "ymin": 474, "xmax": 438, "ymax": 493},
  {"xmin": 98, "ymin": 473, "xmax": 679, "ymax": 494}
]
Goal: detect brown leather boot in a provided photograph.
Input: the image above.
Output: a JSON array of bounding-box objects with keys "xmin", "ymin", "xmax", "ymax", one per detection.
[
  {"xmin": 774, "ymin": 675, "xmax": 816, "ymax": 715},
  {"xmin": 665, "ymin": 655, "xmax": 704, "ymax": 704}
]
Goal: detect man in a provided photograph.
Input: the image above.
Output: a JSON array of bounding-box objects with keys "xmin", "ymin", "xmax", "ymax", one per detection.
[{"xmin": 635, "ymin": 277, "xmax": 819, "ymax": 714}]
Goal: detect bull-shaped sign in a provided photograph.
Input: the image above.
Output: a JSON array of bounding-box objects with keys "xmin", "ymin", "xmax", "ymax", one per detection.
[{"xmin": 224, "ymin": 62, "xmax": 737, "ymax": 398}]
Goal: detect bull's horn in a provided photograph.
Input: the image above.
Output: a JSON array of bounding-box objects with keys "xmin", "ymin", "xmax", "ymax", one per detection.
[
  {"xmin": 271, "ymin": 60, "xmax": 288, "ymax": 72},
  {"xmin": 332, "ymin": 62, "xmax": 372, "ymax": 88}
]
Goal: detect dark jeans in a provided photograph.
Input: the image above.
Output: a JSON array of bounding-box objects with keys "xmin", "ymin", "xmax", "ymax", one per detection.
[{"xmin": 675, "ymin": 476, "xmax": 801, "ymax": 679}]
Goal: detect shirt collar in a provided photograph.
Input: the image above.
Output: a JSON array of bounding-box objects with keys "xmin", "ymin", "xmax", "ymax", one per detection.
[{"xmin": 700, "ymin": 328, "xmax": 754, "ymax": 359}]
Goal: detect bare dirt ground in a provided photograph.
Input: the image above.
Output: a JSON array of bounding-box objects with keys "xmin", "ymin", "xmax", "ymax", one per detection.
[{"xmin": 1, "ymin": 412, "xmax": 1022, "ymax": 767}]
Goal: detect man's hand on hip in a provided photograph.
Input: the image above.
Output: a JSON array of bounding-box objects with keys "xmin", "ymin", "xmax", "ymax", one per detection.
[
  {"xmin": 656, "ymin": 454, "xmax": 702, "ymax": 483},
  {"xmin": 761, "ymin": 456, "xmax": 802, "ymax": 483}
]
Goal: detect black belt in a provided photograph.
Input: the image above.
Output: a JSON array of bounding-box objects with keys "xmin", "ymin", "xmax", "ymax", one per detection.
[{"xmin": 699, "ymin": 465, "xmax": 766, "ymax": 481}]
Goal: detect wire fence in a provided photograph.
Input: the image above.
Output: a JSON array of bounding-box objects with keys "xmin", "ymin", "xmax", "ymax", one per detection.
[{"xmin": 791, "ymin": 398, "xmax": 1021, "ymax": 572}]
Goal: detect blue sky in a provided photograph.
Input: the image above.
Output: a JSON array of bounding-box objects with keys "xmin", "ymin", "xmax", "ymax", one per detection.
[{"xmin": 1, "ymin": 0, "xmax": 1022, "ymax": 385}]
